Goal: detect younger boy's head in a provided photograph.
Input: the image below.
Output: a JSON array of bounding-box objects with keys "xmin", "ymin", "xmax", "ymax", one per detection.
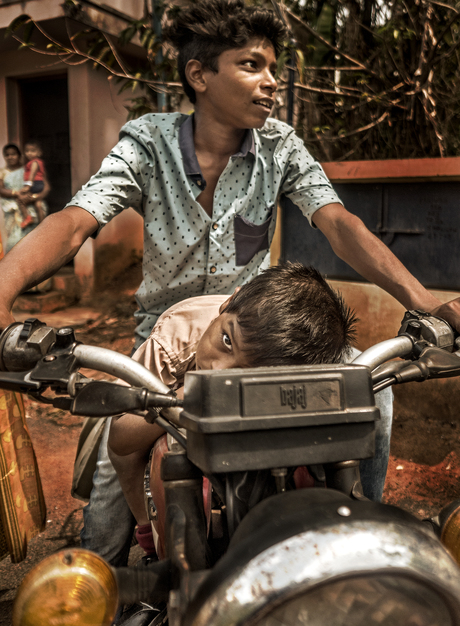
[
  {"xmin": 24, "ymin": 140, "xmax": 42, "ymax": 162},
  {"xmin": 163, "ymin": 0, "xmax": 287, "ymax": 104},
  {"xmin": 195, "ymin": 262, "xmax": 357, "ymax": 371}
]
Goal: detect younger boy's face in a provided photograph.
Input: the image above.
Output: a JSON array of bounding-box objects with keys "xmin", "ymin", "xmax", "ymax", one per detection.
[
  {"xmin": 25, "ymin": 145, "xmax": 41, "ymax": 161},
  {"xmin": 198, "ymin": 37, "xmax": 278, "ymax": 130},
  {"xmin": 195, "ymin": 303, "xmax": 252, "ymax": 371}
]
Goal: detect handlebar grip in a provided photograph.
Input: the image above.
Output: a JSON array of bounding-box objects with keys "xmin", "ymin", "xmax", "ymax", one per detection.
[{"xmin": 0, "ymin": 320, "xmax": 56, "ymax": 372}]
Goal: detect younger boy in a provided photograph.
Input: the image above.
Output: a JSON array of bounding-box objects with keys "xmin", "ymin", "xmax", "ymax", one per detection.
[
  {"xmin": 18, "ymin": 140, "xmax": 46, "ymax": 228},
  {"xmin": 108, "ymin": 262, "xmax": 357, "ymax": 554}
]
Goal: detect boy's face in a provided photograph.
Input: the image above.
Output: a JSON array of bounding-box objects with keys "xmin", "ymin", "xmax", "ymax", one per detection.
[
  {"xmin": 195, "ymin": 298, "xmax": 253, "ymax": 371},
  {"xmin": 25, "ymin": 144, "xmax": 41, "ymax": 161},
  {"xmin": 197, "ymin": 37, "xmax": 277, "ymax": 130}
]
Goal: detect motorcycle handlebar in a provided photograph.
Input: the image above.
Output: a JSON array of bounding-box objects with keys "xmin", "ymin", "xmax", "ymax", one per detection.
[
  {"xmin": 0, "ymin": 320, "xmax": 56, "ymax": 372},
  {"xmin": 352, "ymin": 336, "xmax": 414, "ymax": 370},
  {"xmin": 73, "ymin": 345, "xmax": 170, "ymax": 395},
  {"xmin": 0, "ymin": 319, "xmax": 171, "ymax": 396},
  {"xmin": 1, "ymin": 312, "xmax": 460, "ymax": 402}
]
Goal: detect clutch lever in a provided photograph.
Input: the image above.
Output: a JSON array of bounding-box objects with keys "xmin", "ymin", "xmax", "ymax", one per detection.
[{"xmin": 0, "ymin": 370, "xmax": 43, "ymax": 394}]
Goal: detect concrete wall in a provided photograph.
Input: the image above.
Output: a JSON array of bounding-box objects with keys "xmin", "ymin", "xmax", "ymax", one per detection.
[
  {"xmin": 66, "ymin": 63, "xmax": 144, "ymax": 299},
  {"xmin": 0, "ymin": 0, "xmax": 63, "ymax": 26},
  {"xmin": 0, "ymin": 0, "xmax": 144, "ymax": 28}
]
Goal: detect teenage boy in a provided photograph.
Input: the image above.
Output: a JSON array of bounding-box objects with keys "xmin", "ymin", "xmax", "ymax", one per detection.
[
  {"xmin": 108, "ymin": 263, "xmax": 358, "ymax": 545},
  {"xmin": 0, "ymin": 0, "xmax": 457, "ymax": 566}
]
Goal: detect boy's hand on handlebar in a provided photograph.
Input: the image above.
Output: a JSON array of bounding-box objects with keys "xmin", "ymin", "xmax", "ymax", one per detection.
[{"xmin": 430, "ymin": 298, "xmax": 460, "ymax": 334}]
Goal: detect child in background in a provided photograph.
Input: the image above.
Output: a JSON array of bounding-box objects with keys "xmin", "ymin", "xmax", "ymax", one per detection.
[{"xmin": 18, "ymin": 140, "xmax": 46, "ymax": 228}]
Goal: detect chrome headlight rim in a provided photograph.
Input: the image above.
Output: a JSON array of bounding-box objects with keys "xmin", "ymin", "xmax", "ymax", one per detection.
[{"xmin": 186, "ymin": 492, "xmax": 460, "ymax": 626}]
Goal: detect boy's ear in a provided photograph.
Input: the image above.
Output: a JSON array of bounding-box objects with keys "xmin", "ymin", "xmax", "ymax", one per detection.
[
  {"xmin": 219, "ymin": 287, "xmax": 241, "ymax": 314},
  {"xmin": 185, "ymin": 59, "xmax": 207, "ymax": 96}
]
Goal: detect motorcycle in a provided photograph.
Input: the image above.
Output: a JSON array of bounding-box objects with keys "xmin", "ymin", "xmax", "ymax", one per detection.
[{"xmin": 2, "ymin": 310, "xmax": 460, "ymax": 626}]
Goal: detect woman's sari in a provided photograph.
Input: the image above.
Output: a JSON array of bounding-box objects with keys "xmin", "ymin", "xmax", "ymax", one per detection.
[
  {"xmin": 0, "ymin": 228, "xmax": 46, "ymax": 562},
  {"xmin": 0, "ymin": 166, "xmax": 48, "ymax": 253}
]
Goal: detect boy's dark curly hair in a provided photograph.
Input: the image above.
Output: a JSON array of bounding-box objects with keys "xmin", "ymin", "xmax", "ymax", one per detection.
[
  {"xmin": 163, "ymin": 0, "xmax": 287, "ymax": 103},
  {"xmin": 225, "ymin": 262, "xmax": 357, "ymax": 366}
]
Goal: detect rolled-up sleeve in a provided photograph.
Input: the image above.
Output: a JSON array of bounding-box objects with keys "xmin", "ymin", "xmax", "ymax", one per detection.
[
  {"xmin": 131, "ymin": 336, "xmax": 179, "ymax": 390},
  {"xmin": 65, "ymin": 137, "xmax": 153, "ymax": 232},
  {"xmin": 278, "ymin": 131, "xmax": 343, "ymax": 227}
]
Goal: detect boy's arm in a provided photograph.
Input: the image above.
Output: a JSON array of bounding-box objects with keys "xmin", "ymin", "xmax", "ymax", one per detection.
[
  {"xmin": 0, "ymin": 206, "xmax": 98, "ymax": 329},
  {"xmin": 28, "ymin": 160, "xmax": 39, "ymax": 182},
  {"xmin": 21, "ymin": 161, "xmax": 38, "ymax": 193},
  {"xmin": 312, "ymin": 202, "xmax": 460, "ymax": 328},
  {"xmin": 20, "ymin": 175, "xmax": 51, "ymax": 202},
  {"xmin": 109, "ymin": 413, "xmax": 166, "ymax": 456}
]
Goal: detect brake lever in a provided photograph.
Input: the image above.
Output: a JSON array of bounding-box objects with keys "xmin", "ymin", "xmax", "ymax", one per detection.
[{"xmin": 394, "ymin": 346, "xmax": 460, "ymax": 384}]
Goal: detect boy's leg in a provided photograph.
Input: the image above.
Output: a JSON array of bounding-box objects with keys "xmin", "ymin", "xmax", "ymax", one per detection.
[
  {"xmin": 34, "ymin": 200, "xmax": 45, "ymax": 223},
  {"xmin": 108, "ymin": 445, "xmax": 152, "ymax": 527},
  {"xmin": 80, "ymin": 335, "xmax": 146, "ymax": 565},
  {"xmin": 16, "ymin": 197, "xmax": 28, "ymax": 219},
  {"xmin": 359, "ymin": 386, "xmax": 393, "ymax": 502},
  {"xmin": 80, "ymin": 417, "xmax": 136, "ymax": 567}
]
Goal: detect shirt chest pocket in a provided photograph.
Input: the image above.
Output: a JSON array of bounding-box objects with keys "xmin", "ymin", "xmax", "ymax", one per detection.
[{"xmin": 234, "ymin": 208, "xmax": 273, "ymax": 266}]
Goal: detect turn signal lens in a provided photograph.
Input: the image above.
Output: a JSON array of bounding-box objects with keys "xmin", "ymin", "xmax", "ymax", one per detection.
[
  {"xmin": 440, "ymin": 500, "xmax": 460, "ymax": 565},
  {"xmin": 12, "ymin": 548, "xmax": 118, "ymax": 626}
]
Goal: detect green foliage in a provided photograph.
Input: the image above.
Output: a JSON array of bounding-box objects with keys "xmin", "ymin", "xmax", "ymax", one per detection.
[{"xmin": 286, "ymin": 0, "xmax": 460, "ymax": 160}]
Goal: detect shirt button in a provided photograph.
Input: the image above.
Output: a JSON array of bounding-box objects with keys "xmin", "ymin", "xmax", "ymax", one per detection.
[
  {"xmin": 212, "ymin": 223, "xmax": 218, "ymax": 230},
  {"xmin": 210, "ymin": 266, "xmax": 217, "ymax": 274}
]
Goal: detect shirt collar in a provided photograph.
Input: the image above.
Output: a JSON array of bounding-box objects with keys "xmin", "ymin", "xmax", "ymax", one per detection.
[
  {"xmin": 234, "ymin": 129, "xmax": 255, "ymax": 157},
  {"xmin": 179, "ymin": 115, "xmax": 255, "ymax": 191}
]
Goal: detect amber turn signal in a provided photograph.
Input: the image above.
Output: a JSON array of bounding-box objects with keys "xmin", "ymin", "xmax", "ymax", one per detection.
[
  {"xmin": 12, "ymin": 548, "xmax": 118, "ymax": 626},
  {"xmin": 439, "ymin": 499, "xmax": 460, "ymax": 565}
]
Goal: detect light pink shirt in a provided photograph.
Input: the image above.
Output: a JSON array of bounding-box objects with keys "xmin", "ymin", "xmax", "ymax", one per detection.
[{"xmin": 131, "ymin": 295, "xmax": 227, "ymax": 390}]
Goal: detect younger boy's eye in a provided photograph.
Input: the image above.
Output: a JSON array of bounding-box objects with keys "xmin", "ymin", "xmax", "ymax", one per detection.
[{"xmin": 222, "ymin": 332, "xmax": 232, "ymax": 351}]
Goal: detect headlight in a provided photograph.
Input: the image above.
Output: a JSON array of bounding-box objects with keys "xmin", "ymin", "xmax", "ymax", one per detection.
[
  {"xmin": 13, "ymin": 548, "xmax": 118, "ymax": 626},
  {"xmin": 254, "ymin": 575, "xmax": 451, "ymax": 626},
  {"xmin": 439, "ymin": 499, "xmax": 460, "ymax": 565},
  {"xmin": 186, "ymin": 490, "xmax": 460, "ymax": 626}
]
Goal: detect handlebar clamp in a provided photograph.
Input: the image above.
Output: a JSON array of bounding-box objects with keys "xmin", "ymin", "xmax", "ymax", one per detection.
[
  {"xmin": 398, "ymin": 310, "xmax": 455, "ymax": 353},
  {"xmin": 0, "ymin": 318, "xmax": 57, "ymax": 372}
]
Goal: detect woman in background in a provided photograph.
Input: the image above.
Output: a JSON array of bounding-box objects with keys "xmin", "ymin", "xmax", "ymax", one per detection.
[{"xmin": 0, "ymin": 142, "xmax": 49, "ymax": 253}]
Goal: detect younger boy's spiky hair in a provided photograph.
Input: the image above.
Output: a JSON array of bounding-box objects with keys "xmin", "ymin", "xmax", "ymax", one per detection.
[
  {"xmin": 225, "ymin": 262, "xmax": 357, "ymax": 367},
  {"xmin": 24, "ymin": 139, "xmax": 43, "ymax": 153},
  {"xmin": 163, "ymin": 0, "xmax": 287, "ymax": 103}
]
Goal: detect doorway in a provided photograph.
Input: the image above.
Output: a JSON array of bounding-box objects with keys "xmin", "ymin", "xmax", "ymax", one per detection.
[{"xmin": 18, "ymin": 74, "xmax": 71, "ymax": 215}]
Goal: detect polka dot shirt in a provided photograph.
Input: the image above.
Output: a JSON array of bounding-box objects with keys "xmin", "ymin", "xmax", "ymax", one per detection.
[{"xmin": 66, "ymin": 113, "xmax": 341, "ymax": 341}]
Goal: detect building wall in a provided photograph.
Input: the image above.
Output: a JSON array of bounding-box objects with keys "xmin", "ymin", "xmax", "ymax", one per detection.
[
  {"xmin": 67, "ymin": 63, "xmax": 144, "ymax": 298},
  {"xmin": 0, "ymin": 0, "xmax": 144, "ymax": 29},
  {"xmin": 0, "ymin": 0, "xmax": 63, "ymax": 26},
  {"xmin": 0, "ymin": 42, "xmax": 144, "ymax": 298}
]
